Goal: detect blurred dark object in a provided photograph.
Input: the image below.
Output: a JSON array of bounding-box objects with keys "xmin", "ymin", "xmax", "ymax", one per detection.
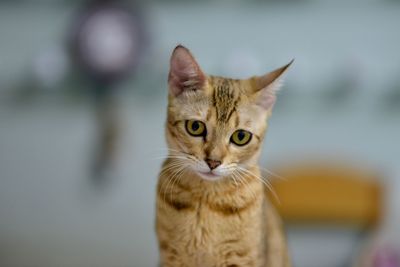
[
  {"xmin": 321, "ymin": 62, "xmax": 361, "ymax": 110},
  {"xmin": 69, "ymin": 0, "xmax": 146, "ymax": 183},
  {"xmin": 381, "ymin": 82, "xmax": 400, "ymax": 113}
]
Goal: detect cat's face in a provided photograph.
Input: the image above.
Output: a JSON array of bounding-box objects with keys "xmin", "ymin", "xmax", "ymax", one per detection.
[{"xmin": 165, "ymin": 45, "xmax": 291, "ymax": 181}]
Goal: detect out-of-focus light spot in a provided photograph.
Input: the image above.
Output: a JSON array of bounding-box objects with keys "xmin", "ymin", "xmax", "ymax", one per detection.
[{"xmin": 81, "ymin": 10, "xmax": 137, "ymax": 73}]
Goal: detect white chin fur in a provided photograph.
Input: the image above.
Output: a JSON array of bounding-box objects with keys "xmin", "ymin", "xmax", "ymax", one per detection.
[
  {"xmin": 196, "ymin": 171, "xmax": 223, "ymax": 181},
  {"xmin": 191, "ymin": 163, "xmax": 231, "ymax": 181}
]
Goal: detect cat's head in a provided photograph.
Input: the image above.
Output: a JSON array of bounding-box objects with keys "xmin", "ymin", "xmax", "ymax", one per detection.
[{"xmin": 165, "ymin": 45, "xmax": 292, "ymax": 181}]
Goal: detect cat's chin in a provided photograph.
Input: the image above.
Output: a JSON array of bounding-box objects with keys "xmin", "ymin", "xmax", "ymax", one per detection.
[{"xmin": 196, "ymin": 171, "xmax": 223, "ymax": 181}]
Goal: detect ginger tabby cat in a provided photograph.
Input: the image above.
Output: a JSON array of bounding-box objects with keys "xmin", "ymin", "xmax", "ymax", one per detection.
[{"xmin": 156, "ymin": 45, "xmax": 292, "ymax": 267}]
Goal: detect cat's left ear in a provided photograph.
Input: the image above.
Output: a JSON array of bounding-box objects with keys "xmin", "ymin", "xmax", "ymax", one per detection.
[{"xmin": 254, "ymin": 60, "xmax": 294, "ymax": 110}]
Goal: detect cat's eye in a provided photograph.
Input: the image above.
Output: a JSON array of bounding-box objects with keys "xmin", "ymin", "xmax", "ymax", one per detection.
[
  {"xmin": 230, "ymin": 130, "xmax": 252, "ymax": 146},
  {"xmin": 185, "ymin": 120, "xmax": 206, "ymax": 137}
]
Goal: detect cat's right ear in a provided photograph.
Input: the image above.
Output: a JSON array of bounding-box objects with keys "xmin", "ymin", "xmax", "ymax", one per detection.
[
  {"xmin": 253, "ymin": 60, "xmax": 294, "ymax": 111},
  {"xmin": 168, "ymin": 45, "xmax": 206, "ymax": 96}
]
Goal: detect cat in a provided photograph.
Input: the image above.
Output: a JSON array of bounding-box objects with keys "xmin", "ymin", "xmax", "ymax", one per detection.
[{"xmin": 156, "ymin": 45, "xmax": 292, "ymax": 267}]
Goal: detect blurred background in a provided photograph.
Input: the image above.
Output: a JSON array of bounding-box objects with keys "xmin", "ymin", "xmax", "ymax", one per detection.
[{"xmin": 0, "ymin": 0, "xmax": 399, "ymax": 266}]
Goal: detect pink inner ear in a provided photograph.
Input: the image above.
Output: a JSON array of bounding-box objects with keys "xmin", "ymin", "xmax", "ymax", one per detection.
[
  {"xmin": 168, "ymin": 46, "xmax": 205, "ymax": 96},
  {"xmin": 257, "ymin": 92, "xmax": 276, "ymax": 110},
  {"xmin": 169, "ymin": 60, "xmax": 196, "ymax": 94}
]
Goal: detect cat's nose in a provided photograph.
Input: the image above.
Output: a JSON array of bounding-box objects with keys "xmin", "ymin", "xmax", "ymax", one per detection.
[{"xmin": 205, "ymin": 159, "xmax": 221, "ymax": 170}]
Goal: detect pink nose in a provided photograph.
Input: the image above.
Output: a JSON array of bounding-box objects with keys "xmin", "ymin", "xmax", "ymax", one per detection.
[{"xmin": 205, "ymin": 159, "xmax": 221, "ymax": 170}]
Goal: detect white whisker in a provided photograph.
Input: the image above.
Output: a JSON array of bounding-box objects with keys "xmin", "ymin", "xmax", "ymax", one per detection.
[
  {"xmin": 232, "ymin": 169, "xmax": 257, "ymax": 201},
  {"xmin": 159, "ymin": 159, "xmax": 187, "ymax": 208},
  {"xmin": 249, "ymin": 165, "xmax": 287, "ymax": 181},
  {"xmin": 237, "ymin": 166, "xmax": 281, "ymax": 204},
  {"xmin": 168, "ymin": 165, "xmax": 187, "ymax": 202}
]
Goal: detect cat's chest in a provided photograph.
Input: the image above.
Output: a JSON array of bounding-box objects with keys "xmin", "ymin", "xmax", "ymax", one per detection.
[
  {"xmin": 179, "ymin": 202, "xmax": 229, "ymax": 265},
  {"xmin": 182, "ymin": 197, "xmax": 220, "ymax": 240},
  {"xmin": 178, "ymin": 194, "xmax": 262, "ymax": 244},
  {"xmin": 174, "ymin": 198, "xmax": 225, "ymax": 245},
  {"xmin": 157, "ymin": 186, "xmax": 265, "ymax": 267},
  {"xmin": 179, "ymin": 198, "xmax": 263, "ymax": 267}
]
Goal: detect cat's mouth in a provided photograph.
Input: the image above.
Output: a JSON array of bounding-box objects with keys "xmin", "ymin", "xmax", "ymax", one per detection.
[{"xmin": 197, "ymin": 171, "xmax": 221, "ymax": 181}]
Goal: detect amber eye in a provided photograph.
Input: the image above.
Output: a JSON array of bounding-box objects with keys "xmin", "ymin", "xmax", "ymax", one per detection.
[
  {"xmin": 230, "ymin": 130, "xmax": 252, "ymax": 146},
  {"xmin": 185, "ymin": 120, "xmax": 206, "ymax": 137}
]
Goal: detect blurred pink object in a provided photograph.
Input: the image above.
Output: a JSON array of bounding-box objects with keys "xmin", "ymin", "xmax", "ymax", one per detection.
[{"xmin": 373, "ymin": 246, "xmax": 400, "ymax": 267}]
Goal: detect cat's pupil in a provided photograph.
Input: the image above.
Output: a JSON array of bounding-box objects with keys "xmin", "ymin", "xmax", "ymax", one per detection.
[
  {"xmin": 238, "ymin": 131, "xmax": 245, "ymax": 140},
  {"xmin": 192, "ymin": 121, "xmax": 199, "ymax": 131}
]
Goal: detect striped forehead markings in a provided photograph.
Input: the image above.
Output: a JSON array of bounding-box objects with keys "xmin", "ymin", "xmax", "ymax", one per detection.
[{"xmin": 212, "ymin": 78, "xmax": 239, "ymax": 123}]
